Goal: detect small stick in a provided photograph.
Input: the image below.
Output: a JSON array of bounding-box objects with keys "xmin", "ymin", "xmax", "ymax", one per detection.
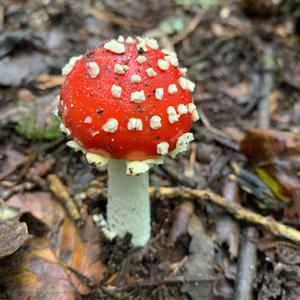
[
  {"xmin": 234, "ymin": 228, "xmax": 258, "ymax": 300},
  {"xmin": 184, "ymin": 188, "xmax": 300, "ymax": 245},
  {"xmin": 85, "ymin": 186, "xmax": 300, "ymax": 245},
  {"xmin": 258, "ymin": 45, "xmax": 276, "ymax": 129},
  {"xmin": 48, "ymin": 174, "xmax": 84, "ymax": 226},
  {"xmin": 171, "ymin": 13, "xmax": 203, "ymax": 45},
  {"xmin": 198, "ymin": 108, "xmax": 230, "ymax": 138},
  {"xmin": 109, "ymin": 275, "xmax": 220, "ymax": 292}
]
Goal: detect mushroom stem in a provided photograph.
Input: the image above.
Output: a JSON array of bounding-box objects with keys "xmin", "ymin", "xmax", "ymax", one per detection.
[{"xmin": 107, "ymin": 159, "xmax": 150, "ymax": 246}]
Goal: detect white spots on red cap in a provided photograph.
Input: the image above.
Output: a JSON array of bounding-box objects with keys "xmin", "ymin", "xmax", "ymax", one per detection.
[
  {"xmin": 86, "ymin": 152, "xmax": 109, "ymax": 167},
  {"xmin": 62, "ymin": 55, "xmax": 83, "ymax": 76},
  {"xmin": 128, "ymin": 118, "xmax": 143, "ymax": 131},
  {"xmin": 155, "ymin": 88, "xmax": 164, "ymax": 100},
  {"xmin": 157, "ymin": 142, "xmax": 169, "ymax": 155},
  {"xmin": 163, "ymin": 50, "xmax": 179, "ymax": 67},
  {"xmin": 86, "ymin": 61, "xmax": 99, "ymax": 78},
  {"xmin": 91, "ymin": 130, "xmax": 99, "ymax": 137},
  {"xmin": 168, "ymin": 84, "xmax": 178, "ymax": 95},
  {"xmin": 157, "ymin": 59, "xmax": 170, "ymax": 71},
  {"xmin": 167, "ymin": 106, "xmax": 176, "ymax": 115},
  {"xmin": 67, "ymin": 140, "xmax": 85, "ymax": 153},
  {"xmin": 60, "ymin": 122, "xmax": 71, "ymax": 135},
  {"xmin": 117, "ymin": 35, "xmax": 125, "ymax": 43},
  {"xmin": 170, "ymin": 133, "xmax": 194, "ymax": 158},
  {"xmin": 63, "ymin": 103, "xmax": 68, "ymax": 114},
  {"xmin": 136, "ymin": 55, "xmax": 147, "ymax": 64},
  {"xmin": 146, "ymin": 38, "xmax": 159, "ymax": 50},
  {"xmin": 114, "ymin": 64, "xmax": 129, "ymax": 74},
  {"xmin": 84, "ymin": 116, "xmax": 92, "ymax": 124},
  {"xmin": 146, "ymin": 68, "xmax": 157, "ymax": 77},
  {"xmin": 165, "ymin": 55, "xmax": 179, "ymax": 67},
  {"xmin": 111, "ymin": 84, "xmax": 122, "ymax": 98},
  {"xmin": 188, "ymin": 103, "xmax": 199, "ymax": 121},
  {"xmin": 131, "ymin": 74, "xmax": 142, "ymax": 83},
  {"xmin": 180, "ymin": 68, "xmax": 188, "ymax": 75},
  {"xmin": 150, "ymin": 115, "xmax": 162, "ymax": 129},
  {"xmin": 136, "ymin": 41, "xmax": 148, "ymax": 53},
  {"xmin": 167, "ymin": 106, "xmax": 179, "ymax": 124},
  {"xmin": 126, "ymin": 36, "xmax": 134, "ymax": 44},
  {"xmin": 126, "ymin": 158, "xmax": 163, "ymax": 175},
  {"xmin": 104, "ymin": 39, "xmax": 126, "ymax": 54},
  {"xmin": 102, "ymin": 118, "xmax": 119, "ymax": 133},
  {"xmin": 179, "ymin": 77, "xmax": 195, "ymax": 92},
  {"xmin": 52, "ymin": 106, "xmax": 59, "ymax": 118},
  {"xmin": 178, "ymin": 104, "xmax": 188, "ymax": 115},
  {"xmin": 131, "ymin": 90, "xmax": 146, "ymax": 103},
  {"xmin": 178, "ymin": 132, "xmax": 194, "ymax": 145}
]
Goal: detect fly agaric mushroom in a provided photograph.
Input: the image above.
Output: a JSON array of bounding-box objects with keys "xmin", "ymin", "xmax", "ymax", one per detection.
[{"xmin": 58, "ymin": 36, "xmax": 198, "ymax": 246}]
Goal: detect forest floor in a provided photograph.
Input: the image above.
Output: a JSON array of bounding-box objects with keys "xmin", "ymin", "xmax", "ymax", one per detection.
[{"xmin": 1, "ymin": 0, "xmax": 300, "ymax": 299}]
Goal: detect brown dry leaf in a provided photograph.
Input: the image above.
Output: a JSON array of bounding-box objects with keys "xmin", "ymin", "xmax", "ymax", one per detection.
[
  {"xmin": 181, "ymin": 232, "xmax": 214, "ymax": 300},
  {"xmin": 55, "ymin": 216, "xmax": 105, "ymax": 294},
  {"xmin": 168, "ymin": 202, "xmax": 194, "ymax": 244},
  {"xmin": 215, "ymin": 180, "xmax": 240, "ymax": 259},
  {"xmin": 241, "ymin": 129, "xmax": 300, "ymax": 163},
  {"xmin": 269, "ymin": 89, "xmax": 281, "ymax": 114},
  {"xmin": 7, "ymin": 192, "xmax": 65, "ymax": 231},
  {"xmin": 275, "ymin": 21, "xmax": 294, "ymax": 37},
  {"xmin": 35, "ymin": 74, "xmax": 65, "ymax": 90},
  {"xmin": 0, "ymin": 222, "xmax": 27, "ymax": 257},
  {"xmin": 6, "ymin": 191, "xmax": 105, "ymax": 295},
  {"xmin": 0, "ymin": 149, "xmax": 27, "ymax": 180},
  {"xmin": 223, "ymin": 82, "xmax": 249, "ymax": 104},
  {"xmin": 0, "ymin": 238, "xmax": 76, "ymax": 300},
  {"xmin": 28, "ymin": 157, "xmax": 56, "ymax": 178},
  {"xmin": 0, "ymin": 200, "xmax": 28, "ymax": 257},
  {"xmin": 241, "ymin": 129, "xmax": 300, "ymax": 217}
]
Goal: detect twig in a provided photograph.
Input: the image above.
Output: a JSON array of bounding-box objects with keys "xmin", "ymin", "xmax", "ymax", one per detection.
[
  {"xmin": 234, "ymin": 228, "xmax": 258, "ymax": 300},
  {"xmin": 171, "ymin": 13, "xmax": 203, "ymax": 45},
  {"xmin": 48, "ymin": 174, "xmax": 84, "ymax": 226},
  {"xmin": 68, "ymin": 267, "xmax": 120, "ymax": 299},
  {"xmin": 235, "ymin": 44, "xmax": 275, "ymax": 300},
  {"xmin": 84, "ymin": 5, "xmax": 149, "ymax": 28},
  {"xmin": 212, "ymin": 135, "xmax": 240, "ymax": 151},
  {"xmin": 108, "ymin": 275, "xmax": 220, "ymax": 292},
  {"xmin": 258, "ymin": 45, "xmax": 276, "ymax": 129},
  {"xmin": 198, "ymin": 108, "xmax": 230, "ymax": 138},
  {"xmin": 168, "ymin": 201, "xmax": 194, "ymax": 243},
  {"xmin": 185, "ymin": 188, "xmax": 300, "ymax": 245},
  {"xmin": 85, "ymin": 186, "xmax": 300, "ymax": 245}
]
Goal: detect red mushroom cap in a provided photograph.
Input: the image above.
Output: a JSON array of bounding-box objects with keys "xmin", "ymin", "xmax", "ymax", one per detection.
[{"xmin": 59, "ymin": 37, "xmax": 197, "ymax": 161}]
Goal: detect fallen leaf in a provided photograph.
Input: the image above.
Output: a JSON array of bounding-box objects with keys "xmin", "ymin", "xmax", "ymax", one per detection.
[
  {"xmin": 0, "ymin": 148, "xmax": 27, "ymax": 180},
  {"xmin": 11, "ymin": 93, "xmax": 61, "ymax": 141},
  {"xmin": 0, "ymin": 239, "xmax": 76, "ymax": 300},
  {"xmin": 0, "ymin": 52, "xmax": 47, "ymax": 86},
  {"xmin": 0, "ymin": 221, "xmax": 28, "ymax": 257},
  {"xmin": 0, "ymin": 203, "xmax": 28, "ymax": 257},
  {"xmin": 0, "ymin": 31, "xmax": 25, "ymax": 58},
  {"xmin": 215, "ymin": 180, "xmax": 240, "ymax": 258},
  {"xmin": 241, "ymin": 129, "xmax": 300, "ymax": 216},
  {"xmin": 35, "ymin": 74, "xmax": 65, "ymax": 90},
  {"xmin": 55, "ymin": 216, "xmax": 105, "ymax": 294},
  {"xmin": 7, "ymin": 192, "xmax": 65, "ymax": 231},
  {"xmin": 213, "ymin": 278, "xmax": 234, "ymax": 299},
  {"xmin": 223, "ymin": 82, "xmax": 249, "ymax": 104},
  {"xmin": 181, "ymin": 232, "xmax": 214, "ymax": 300},
  {"xmin": 7, "ymin": 191, "xmax": 105, "ymax": 295},
  {"xmin": 168, "ymin": 202, "xmax": 194, "ymax": 244},
  {"xmin": 241, "ymin": 129, "xmax": 300, "ymax": 163}
]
